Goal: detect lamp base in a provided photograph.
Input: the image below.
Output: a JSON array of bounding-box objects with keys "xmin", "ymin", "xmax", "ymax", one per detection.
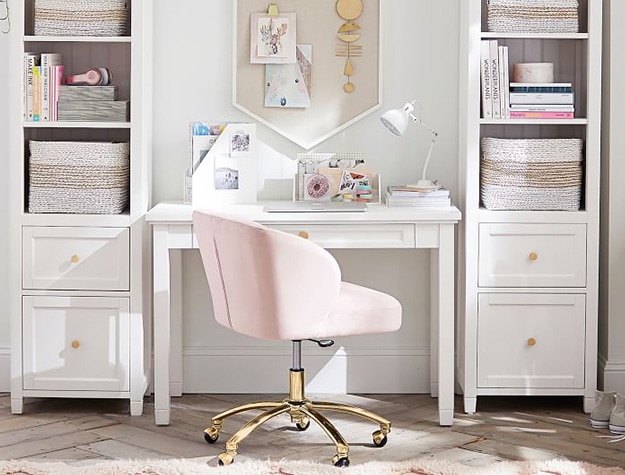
[{"xmin": 405, "ymin": 179, "xmax": 441, "ymax": 191}]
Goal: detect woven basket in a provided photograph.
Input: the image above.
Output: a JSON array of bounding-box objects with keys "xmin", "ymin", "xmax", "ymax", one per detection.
[
  {"xmin": 34, "ymin": 0, "xmax": 128, "ymax": 36},
  {"xmin": 29, "ymin": 141, "xmax": 129, "ymax": 214},
  {"xmin": 487, "ymin": 0, "xmax": 579, "ymax": 33},
  {"xmin": 480, "ymin": 137, "xmax": 583, "ymax": 211}
]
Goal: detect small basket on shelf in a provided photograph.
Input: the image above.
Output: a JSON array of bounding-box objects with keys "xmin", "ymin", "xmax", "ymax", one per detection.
[
  {"xmin": 28, "ymin": 140, "xmax": 130, "ymax": 214},
  {"xmin": 486, "ymin": 0, "xmax": 579, "ymax": 33},
  {"xmin": 480, "ymin": 137, "xmax": 583, "ymax": 211},
  {"xmin": 33, "ymin": 0, "xmax": 129, "ymax": 37}
]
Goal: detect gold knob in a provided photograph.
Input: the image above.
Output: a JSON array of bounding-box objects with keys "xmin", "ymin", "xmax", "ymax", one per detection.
[
  {"xmin": 528, "ymin": 252, "xmax": 538, "ymax": 262},
  {"xmin": 527, "ymin": 338, "xmax": 537, "ymax": 347},
  {"xmin": 70, "ymin": 254, "xmax": 80, "ymax": 264},
  {"xmin": 71, "ymin": 340, "xmax": 80, "ymax": 349},
  {"xmin": 298, "ymin": 231, "xmax": 309, "ymax": 239}
]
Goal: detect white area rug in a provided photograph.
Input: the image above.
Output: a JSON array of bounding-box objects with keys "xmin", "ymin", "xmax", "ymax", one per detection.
[{"xmin": 0, "ymin": 458, "xmax": 623, "ymax": 475}]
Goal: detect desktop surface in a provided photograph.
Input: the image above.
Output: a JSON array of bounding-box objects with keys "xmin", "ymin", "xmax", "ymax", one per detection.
[{"xmin": 263, "ymin": 201, "xmax": 367, "ymax": 213}]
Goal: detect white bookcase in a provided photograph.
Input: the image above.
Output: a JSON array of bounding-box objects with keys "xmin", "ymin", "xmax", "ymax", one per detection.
[
  {"xmin": 457, "ymin": 0, "xmax": 601, "ymax": 414},
  {"xmin": 7, "ymin": 1, "xmax": 153, "ymax": 415}
]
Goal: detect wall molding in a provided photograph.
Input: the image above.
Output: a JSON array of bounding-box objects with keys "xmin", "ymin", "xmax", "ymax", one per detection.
[
  {"xmin": 182, "ymin": 345, "xmax": 430, "ymax": 394},
  {"xmin": 0, "ymin": 346, "xmax": 9, "ymax": 392},
  {"xmin": 599, "ymin": 353, "xmax": 625, "ymax": 393}
]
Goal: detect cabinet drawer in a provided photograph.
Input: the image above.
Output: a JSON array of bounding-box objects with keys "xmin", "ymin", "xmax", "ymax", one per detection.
[
  {"xmin": 22, "ymin": 296, "xmax": 130, "ymax": 392},
  {"xmin": 23, "ymin": 227, "xmax": 130, "ymax": 291},
  {"xmin": 268, "ymin": 223, "xmax": 415, "ymax": 248},
  {"xmin": 479, "ymin": 223, "xmax": 586, "ymax": 287},
  {"xmin": 477, "ymin": 293, "xmax": 585, "ymax": 389}
]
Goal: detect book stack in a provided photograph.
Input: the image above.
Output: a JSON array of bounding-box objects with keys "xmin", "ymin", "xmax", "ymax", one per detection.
[
  {"xmin": 23, "ymin": 52, "xmax": 64, "ymax": 122},
  {"xmin": 508, "ymin": 82, "xmax": 574, "ymax": 119},
  {"xmin": 480, "ymin": 39, "xmax": 509, "ymax": 119},
  {"xmin": 385, "ymin": 186, "xmax": 451, "ymax": 208},
  {"xmin": 57, "ymin": 85, "xmax": 128, "ymax": 122}
]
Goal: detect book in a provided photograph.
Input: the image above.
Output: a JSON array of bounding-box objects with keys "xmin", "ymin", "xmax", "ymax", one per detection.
[
  {"xmin": 509, "ymin": 104, "xmax": 575, "ymax": 112},
  {"xmin": 32, "ymin": 65, "xmax": 41, "ymax": 122},
  {"xmin": 385, "ymin": 192, "xmax": 452, "ymax": 207},
  {"xmin": 387, "ymin": 185, "xmax": 450, "ymax": 197},
  {"xmin": 509, "ymin": 92, "xmax": 575, "ymax": 104},
  {"xmin": 480, "ymin": 40, "xmax": 492, "ymax": 119},
  {"xmin": 24, "ymin": 53, "xmax": 39, "ymax": 121},
  {"xmin": 510, "ymin": 82, "xmax": 573, "ymax": 93},
  {"xmin": 500, "ymin": 45, "xmax": 510, "ymax": 119},
  {"xmin": 50, "ymin": 64, "xmax": 64, "ymax": 121},
  {"xmin": 40, "ymin": 53, "xmax": 62, "ymax": 121},
  {"xmin": 509, "ymin": 110, "xmax": 574, "ymax": 119},
  {"xmin": 489, "ymin": 40, "xmax": 500, "ymax": 119}
]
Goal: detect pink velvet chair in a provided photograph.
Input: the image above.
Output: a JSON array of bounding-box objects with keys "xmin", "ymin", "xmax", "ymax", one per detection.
[{"xmin": 192, "ymin": 209, "xmax": 402, "ymax": 467}]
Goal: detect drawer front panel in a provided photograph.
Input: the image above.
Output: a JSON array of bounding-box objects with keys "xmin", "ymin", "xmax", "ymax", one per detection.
[
  {"xmin": 479, "ymin": 223, "xmax": 586, "ymax": 287},
  {"xmin": 267, "ymin": 223, "xmax": 416, "ymax": 249},
  {"xmin": 22, "ymin": 296, "xmax": 130, "ymax": 392},
  {"xmin": 23, "ymin": 227, "xmax": 130, "ymax": 291},
  {"xmin": 477, "ymin": 293, "xmax": 585, "ymax": 389}
]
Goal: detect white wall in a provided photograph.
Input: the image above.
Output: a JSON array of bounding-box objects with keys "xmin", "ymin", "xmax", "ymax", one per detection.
[{"xmin": 0, "ymin": 0, "xmax": 460, "ymax": 392}]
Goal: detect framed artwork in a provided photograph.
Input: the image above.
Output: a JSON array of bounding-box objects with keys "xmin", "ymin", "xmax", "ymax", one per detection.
[{"xmin": 250, "ymin": 12, "xmax": 297, "ymax": 64}]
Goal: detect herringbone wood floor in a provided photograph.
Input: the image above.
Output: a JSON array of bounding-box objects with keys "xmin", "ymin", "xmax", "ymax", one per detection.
[{"xmin": 0, "ymin": 393, "xmax": 624, "ymax": 468}]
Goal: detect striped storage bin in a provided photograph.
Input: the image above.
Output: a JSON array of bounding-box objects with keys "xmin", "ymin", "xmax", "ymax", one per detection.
[
  {"xmin": 480, "ymin": 137, "xmax": 583, "ymax": 211},
  {"xmin": 34, "ymin": 0, "xmax": 128, "ymax": 37},
  {"xmin": 487, "ymin": 0, "xmax": 579, "ymax": 33},
  {"xmin": 29, "ymin": 140, "xmax": 129, "ymax": 214}
]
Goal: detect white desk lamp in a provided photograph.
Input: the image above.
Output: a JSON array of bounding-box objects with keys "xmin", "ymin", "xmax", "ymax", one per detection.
[{"xmin": 380, "ymin": 101, "xmax": 439, "ymax": 189}]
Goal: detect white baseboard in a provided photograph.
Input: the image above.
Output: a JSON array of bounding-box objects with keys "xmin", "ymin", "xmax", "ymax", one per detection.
[
  {"xmin": 599, "ymin": 354, "xmax": 625, "ymax": 393},
  {"xmin": 182, "ymin": 345, "xmax": 430, "ymax": 394},
  {"xmin": 0, "ymin": 346, "xmax": 9, "ymax": 392}
]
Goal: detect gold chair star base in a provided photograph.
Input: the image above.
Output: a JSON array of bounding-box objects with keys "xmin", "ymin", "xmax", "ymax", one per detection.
[{"xmin": 203, "ymin": 346, "xmax": 391, "ymax": 467}]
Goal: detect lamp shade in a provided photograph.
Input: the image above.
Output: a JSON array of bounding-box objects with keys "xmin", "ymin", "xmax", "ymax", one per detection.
[{"xmin": 380, "ymin": 108, "xmax": 409, "ymax": 136}]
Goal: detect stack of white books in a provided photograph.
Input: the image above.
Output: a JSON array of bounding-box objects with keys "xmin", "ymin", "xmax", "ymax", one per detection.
[{"xmin": 385, "ymin": 185, "xmax": 451, "ymax": 207}]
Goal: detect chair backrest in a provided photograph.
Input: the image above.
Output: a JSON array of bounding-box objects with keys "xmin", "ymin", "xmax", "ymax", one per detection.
[{"xmin": 192, "ymin": 210, "xmax": 342, "ymax": 341}]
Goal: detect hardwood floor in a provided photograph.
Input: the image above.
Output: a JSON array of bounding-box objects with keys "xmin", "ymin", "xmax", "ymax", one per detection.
[{"xmin": 0, "ymin": 393, "xmax": 624, "ymax": 468}]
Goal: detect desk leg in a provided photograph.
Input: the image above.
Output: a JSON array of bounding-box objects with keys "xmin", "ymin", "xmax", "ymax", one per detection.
[
  {"xmin": 170, "ymin": 250, "xmax": 183, "ymax": 397},
  {"xmin": 153, "ymin": 225, "xmax": 171, "ymax": 425},
  {"xmin": 433, "ymin": 224, "xmax": 455, "ymax": 426}
]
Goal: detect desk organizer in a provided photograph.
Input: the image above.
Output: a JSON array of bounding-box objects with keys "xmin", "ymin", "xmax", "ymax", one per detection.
[
  {"xmin": 34, "ymin": 0, "xmax": 129, "ymax": 36},
  {"xmin": 480, "ymin": 137, "xmax": 583, "ymax": 211},
  {"xmin": 487, "ymin": 0, "xmax": 579, "ymax": 33},
  {"xmin": 28, "ymin": 140, "xmax": 129, "ymax": 214}
]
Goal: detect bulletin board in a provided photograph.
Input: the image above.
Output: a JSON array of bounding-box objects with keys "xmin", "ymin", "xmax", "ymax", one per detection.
[{"xmin": 233, "ymin": 0, "xmax": 382, "ymax": 150}]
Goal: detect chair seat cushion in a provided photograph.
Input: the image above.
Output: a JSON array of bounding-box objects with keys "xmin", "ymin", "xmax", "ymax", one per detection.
[{"xmin": 313, "ymin": 282, "xmax": 402, "ymax": 338}]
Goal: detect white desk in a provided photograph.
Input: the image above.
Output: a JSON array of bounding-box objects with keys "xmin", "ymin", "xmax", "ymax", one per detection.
[{"xmin": 145, "ymin": 202, "xmax": 461, "ymax": 426}]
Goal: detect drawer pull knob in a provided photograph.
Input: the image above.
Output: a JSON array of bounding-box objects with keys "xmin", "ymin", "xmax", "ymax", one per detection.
[
  {"xmin": 528, "ymin": 252, "xmax": 538, "ymax": 262},
  {"xmin": 71, "ymin": 340, "xmax": 80, "ymax": 349},
  {"xmin": 298, "ymin": 231, "xmax": 309, "ymax": 239},
  {"xmin": 70, "ymin": 254, "xmax": 80, "ymax": 264},
  {"xmin": 527, "ymin": 338, "xmax": 537, "ymax": 347}
]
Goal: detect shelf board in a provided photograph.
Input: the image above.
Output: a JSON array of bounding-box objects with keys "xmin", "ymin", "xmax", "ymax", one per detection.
[
  {"xmin": 481, "ymin": 32, "xmax": 589, "ymax": 40},
  {"xmin": 480, "ymin": 118, "xmax": 588, "ymax": 126},
  {"xmin": 478, "ymin": 208, "xmax": 589, "ymax": 224},
  {"xmin": 23, "ymin": 35, "xmax": 131, "ymax": 43},
  {"xmin": 22, "ymin": 212, "xmax": 132, "ymax": 227},
  {"xmin": 24, "ymin": 121, "xmax": 131, "ymax": 129}
]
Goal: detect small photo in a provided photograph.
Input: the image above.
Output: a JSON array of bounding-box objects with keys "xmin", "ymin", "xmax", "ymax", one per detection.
[
  {"xmin": 214, "ymin": 166, "xmax": 239, "ymax": 190},
  {"xmin": 230, "ymin": 131, "xmax": 251, "ymax": 156}
]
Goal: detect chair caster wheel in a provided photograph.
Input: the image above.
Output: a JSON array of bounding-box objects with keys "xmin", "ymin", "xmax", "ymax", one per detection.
[
  {"xmin": 372, "ymin": 429, "xmax": 388, "ymax": 447},
  {"xmin": 218, "ymin": 453, "xmax": 234, "ymax": 465},
  {"xmin": 204, "ymin": 430, "xmax": 219, "ymax": 444},
  {"xmin": 334, "ymin": 457, "xmax": 350, "ymax": 467},
  {"xmin": 296, "ymin": 417, "xmax": 310, "ymax": 431}
]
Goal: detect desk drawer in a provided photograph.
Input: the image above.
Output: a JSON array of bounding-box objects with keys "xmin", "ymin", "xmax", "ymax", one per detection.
[
  {"xmin": 23, "ymin": 227, "xmax": 130, "ymax": 291},
  {"xmin": 477, "ymin": 293, "xmax": 585, "ymax": 389},
  {"xmin": 479, "ymin": 223, "xmax": 586, "ymax": 288},
  {"xmin": 269, "ymin": 223, "xmax": 415, "ymax": 248}
]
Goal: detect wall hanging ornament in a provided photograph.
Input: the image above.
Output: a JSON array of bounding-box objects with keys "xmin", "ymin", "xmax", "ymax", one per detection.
[{"xmin": 336, "ymin": 0, "xmax": 363, "ymax": 93}]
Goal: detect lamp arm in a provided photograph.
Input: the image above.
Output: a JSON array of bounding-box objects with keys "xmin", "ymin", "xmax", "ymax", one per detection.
[{"xmin": 421, "ymin": 134, "xmax": 437, "ymax": 182}]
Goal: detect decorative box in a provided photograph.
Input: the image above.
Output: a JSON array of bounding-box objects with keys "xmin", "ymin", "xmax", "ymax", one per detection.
[{"xmin": 29, "ymin": 140, "xmax": 129, "ymax": 214}]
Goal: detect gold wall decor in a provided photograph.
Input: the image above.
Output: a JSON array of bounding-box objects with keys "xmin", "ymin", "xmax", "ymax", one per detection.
[{"xmin": 335, "ymin": 0, "xmax": 364, "ymax": 93}]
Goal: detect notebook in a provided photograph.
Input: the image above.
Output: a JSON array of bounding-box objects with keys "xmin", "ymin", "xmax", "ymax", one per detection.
[{"xmin": 263, "ymin": 201, "xmax": 368, "ymax": 213}]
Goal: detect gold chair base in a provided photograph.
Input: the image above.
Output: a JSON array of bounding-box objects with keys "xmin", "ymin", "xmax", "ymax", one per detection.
[{"xmin": 204, "ymin": 369, "xmax": 391, "ymax": 466}]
